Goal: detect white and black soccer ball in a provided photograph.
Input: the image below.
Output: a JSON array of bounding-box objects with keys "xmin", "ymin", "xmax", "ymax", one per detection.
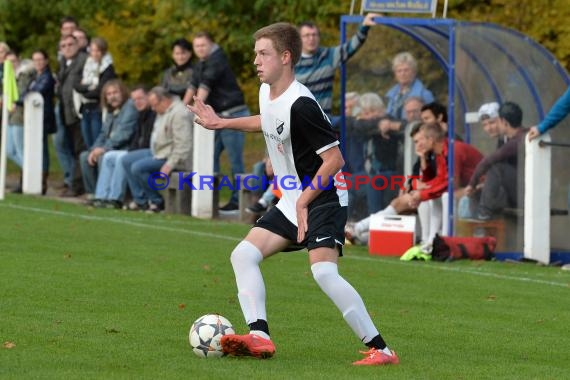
[{"xmin": 189, "ymin": 314, "xmax": 235, "ymax": 358}]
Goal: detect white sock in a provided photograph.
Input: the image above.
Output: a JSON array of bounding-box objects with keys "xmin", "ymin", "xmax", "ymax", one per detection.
[
  {"xmin": 311, "ymin": 262, "xmax": 380, "ymax": 343},
  {"xmin": 354, "ymin": 216, "xmax": 370, "ymax": 243},
  {"xmin": 427, "ymin": 197, "xmax": 443, "ymax": 244},
  {"xmin": 258, "ymin": 198, "xmax": 268, "ymax": 207},
  {"xmin": 230, "ymin": 241, "xmax": 266, "ymax": 325},
  {"xmin": 418, "ymin": 201, "xmax": 430, "ymax": 244}
]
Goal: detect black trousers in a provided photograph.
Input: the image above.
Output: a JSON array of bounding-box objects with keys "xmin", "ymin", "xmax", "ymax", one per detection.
[{"xmin": 64, "ymin": 121, "xmax": 86, "ymax": 193}]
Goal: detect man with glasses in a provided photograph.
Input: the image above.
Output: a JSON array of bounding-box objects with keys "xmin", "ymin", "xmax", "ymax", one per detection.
[
  {"xmin": 72, "ymin": 28, "xmax": 90, "ymax": 53},
  {"xmin": 295, "ymin": 13, "xmax": 379, "ymax": 116},
  {"xmin": 57, "ymin": 34, "xmax": 88, "ymax": 197}
]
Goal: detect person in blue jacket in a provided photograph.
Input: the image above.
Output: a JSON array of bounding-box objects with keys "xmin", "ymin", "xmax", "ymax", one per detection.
[{"xmin": 385, "ymin": 52, "xmax": 434, "ymax": 120}]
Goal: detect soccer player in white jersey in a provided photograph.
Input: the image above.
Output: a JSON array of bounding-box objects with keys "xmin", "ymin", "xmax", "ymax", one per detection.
[{"xmin": 188, "ymin": 22, "xmax": 399, "ymax": 366}]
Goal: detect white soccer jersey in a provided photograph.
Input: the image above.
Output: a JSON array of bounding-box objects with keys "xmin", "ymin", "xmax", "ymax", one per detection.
[{"xmin": 259, "ymin": 80, "xmax": 348, "ymax": 225}]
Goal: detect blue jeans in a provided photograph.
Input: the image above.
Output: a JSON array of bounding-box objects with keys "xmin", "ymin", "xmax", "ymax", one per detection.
[
  {"xmin": 7, "ymin": 125, "xmax": 24, "ymax": 168},
  {"xmin": 214, "ymin": 107, "xmax": 248, "ymax": 204},
  {"xmin": 94, "ymin": 150, "xmax": 128, "ymax": 201},
  {"xmin": 122, "ymin": 149, "xmax": 167, "ymax": 206},
  {"xmin": 251, "ymin": 160, "xmax": 268, "ymax": 197},
  {"xmin": 80, "ymin": 107, "xmax": 103, "ymax": 149},
  {"xmin": 53, "ymin": 105, "xmax": 74, "ymax": 186},
  {"xmin": 79, "ymin": 150, "xmax": 100, "ymax": 194},
  {"xmin": 129, "ymin": 155, "xmax": 167, "ymax": 206}
]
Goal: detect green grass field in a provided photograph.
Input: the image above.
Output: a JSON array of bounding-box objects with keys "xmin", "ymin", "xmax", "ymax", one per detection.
[{"xmin": 1, "ymin": 195, "xmax": 569, "ymax": 379}]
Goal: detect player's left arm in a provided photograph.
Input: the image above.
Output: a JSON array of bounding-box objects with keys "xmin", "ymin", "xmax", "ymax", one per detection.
[{"xmin": 297, "ymin": 146, "xmax": 344, "ymax": 243}]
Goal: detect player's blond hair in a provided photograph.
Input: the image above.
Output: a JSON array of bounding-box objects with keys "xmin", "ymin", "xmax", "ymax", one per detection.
[{"xmin": 253, "ymin": 22, "xmax": 301, "ymax": 67}]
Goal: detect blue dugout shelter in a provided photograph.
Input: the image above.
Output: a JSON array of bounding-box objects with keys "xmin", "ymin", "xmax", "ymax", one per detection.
[{"xmin": 340, "ymin": 15, "xmax": 570, "ymax": 259}]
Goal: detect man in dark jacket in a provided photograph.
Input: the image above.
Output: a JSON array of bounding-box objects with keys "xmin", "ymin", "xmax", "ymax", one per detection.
[
  {"xmin": 57, "ymin": 34, "xmax": 87, "ymax": 197},
  {"xmin": 184, "ymin": 32, "xmax": 249, "ymax": 213}
]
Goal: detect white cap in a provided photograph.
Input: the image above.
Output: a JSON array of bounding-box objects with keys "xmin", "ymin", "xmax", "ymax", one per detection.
[{"xmin": 478, "ymin": 102, "xmax": 499, "ymax": 120}]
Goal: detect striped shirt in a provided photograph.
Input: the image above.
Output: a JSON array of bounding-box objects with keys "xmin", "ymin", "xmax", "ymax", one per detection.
[{"xmin": 294, "ymin": 25, "xmax": 370, "ymax": 114}]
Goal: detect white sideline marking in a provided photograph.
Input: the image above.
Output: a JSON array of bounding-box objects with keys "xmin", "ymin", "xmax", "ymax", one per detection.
[
  {"xmin": 3, "ymin": 203, "xmax": 569, "ymax": 289},
  {"xmin": 2, "ymin": 203, "xmax": 238, "ymax": 242},
  {"xmin": 348, "ymin": 255, "xmax": 569, "ymax": 289}
]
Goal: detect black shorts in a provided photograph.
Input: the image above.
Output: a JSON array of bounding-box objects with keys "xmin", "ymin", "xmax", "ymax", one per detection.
[{"xmin": 254, "ymin": 203, "xmax": 348, "ymax": 256}]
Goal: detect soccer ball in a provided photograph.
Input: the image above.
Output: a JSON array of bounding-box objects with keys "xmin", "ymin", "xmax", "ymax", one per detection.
[{"xmin": 189, "ymin": 314, "xmax": 235, "ymax": 358}]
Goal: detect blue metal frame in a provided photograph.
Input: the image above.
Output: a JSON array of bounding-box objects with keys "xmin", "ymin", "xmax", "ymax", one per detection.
[
  {"xmin": 339, "ymin": 15, "xmax": 570, "ymax": 257},
  {"xmin": 447, "ymin": 22, "xmax": 456, "ymax": 235}
]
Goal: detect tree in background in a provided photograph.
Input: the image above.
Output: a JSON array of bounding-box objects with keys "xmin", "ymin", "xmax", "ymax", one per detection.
[{"xmin": 1, "ymin": 0, "xmax": 568, "ymax": 114}]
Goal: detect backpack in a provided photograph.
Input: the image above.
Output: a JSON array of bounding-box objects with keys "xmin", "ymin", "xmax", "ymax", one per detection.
[{"xmin": 431, "ymin": 234, "xmax": 496, "ymax": 262}]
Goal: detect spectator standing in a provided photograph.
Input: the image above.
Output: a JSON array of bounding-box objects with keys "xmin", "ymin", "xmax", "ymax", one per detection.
[
  {"xmin": 402, "ymin": 96, "xmax": 424, "ymax": 124},
  {"xmin": 184, "ymin": 32, "xmax": 249, "ymax": 213},
  {"xmin": 25, "ymin": 49, "xmax": 57, "ymax": 194},
  {"xmin": 162, "ymin": 38, "xmax": 193, "ymax": 99},
  {"xmin": 74, "ymin": 37, "xmax": 117, "ymax": 148},
  {"xmin": 72, "ymin": 28, "xmax": 90, "ymax": 53},
  {"xmin": 57, "ymin": 34, "xmax": 88, "ymax": 197},
  {"xmin": 295, "ymin": 13, "xmax": 379, "ymax": 115},
  {"xmin": 385, "ymin": 52, "xmax": 434, "ymax": 120},
  {"xmin": 53, "ymin": 17, "xmax": 79, "ymax": 190},
  {"xmin": 5, "ymin": 52, "xmax": 35, "ymax": 192},
  {"xmin": 364, "ymin": 108, "xmax": 404, "ymax": 213},
  {"xmin": 57, "ymin": 16, "xmax": 79, "ymax": 60}
]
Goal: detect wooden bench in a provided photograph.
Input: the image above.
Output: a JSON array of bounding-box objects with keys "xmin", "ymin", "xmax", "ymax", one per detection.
[
  {"xmin": 164, "ymin": 171, "xmax": 193, "ymax": 215},
  {"xmin": 164, "ymin": 172, "xmax": 225, "ymax": 217},
  {"xmin": 455, "ymin": 218, "xmax": 507, "ymax": 251}
]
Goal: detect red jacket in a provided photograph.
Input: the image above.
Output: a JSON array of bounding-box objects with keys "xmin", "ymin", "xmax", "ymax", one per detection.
[
  {"xmin": 418, "ymin": 151, "xmax": 448, "ymax": 201},
  {"xmin": 453, "ymin": 140, "xmax": 484, "ymax": 187},
  {"xmin": 417, "ymin": 139, "xmax": 483, "ymax": 201}
]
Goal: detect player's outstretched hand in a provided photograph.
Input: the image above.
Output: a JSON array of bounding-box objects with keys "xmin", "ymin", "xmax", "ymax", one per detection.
[{"xmin": 187, "ymin": 97, "xmax": 223, "ymax": 130}]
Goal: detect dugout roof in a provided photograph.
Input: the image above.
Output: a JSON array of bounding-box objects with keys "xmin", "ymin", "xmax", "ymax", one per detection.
[{"xmin": 340, "ymin": 15, "xmax": 570, "ymax": 141}]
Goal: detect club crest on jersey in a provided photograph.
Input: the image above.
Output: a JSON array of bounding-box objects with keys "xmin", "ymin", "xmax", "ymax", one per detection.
[{"xmin": 276, "ymin": 119, "xmax": 284, "ymax": 135}]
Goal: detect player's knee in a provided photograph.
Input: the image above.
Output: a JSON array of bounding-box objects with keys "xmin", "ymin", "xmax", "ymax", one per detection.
[
  {"xmin": 230, "ymin": 240, "xmax": 263, "ymax": 268},
  {"xmin": 311, "ymin": 261, "xmax": 338, "ymax": 285}
]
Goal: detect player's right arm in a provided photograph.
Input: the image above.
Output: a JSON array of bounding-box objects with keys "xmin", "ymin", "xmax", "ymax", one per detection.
[{"xmin": 187, "ymin": 97, "xmax": 261, "ymax": 132}]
